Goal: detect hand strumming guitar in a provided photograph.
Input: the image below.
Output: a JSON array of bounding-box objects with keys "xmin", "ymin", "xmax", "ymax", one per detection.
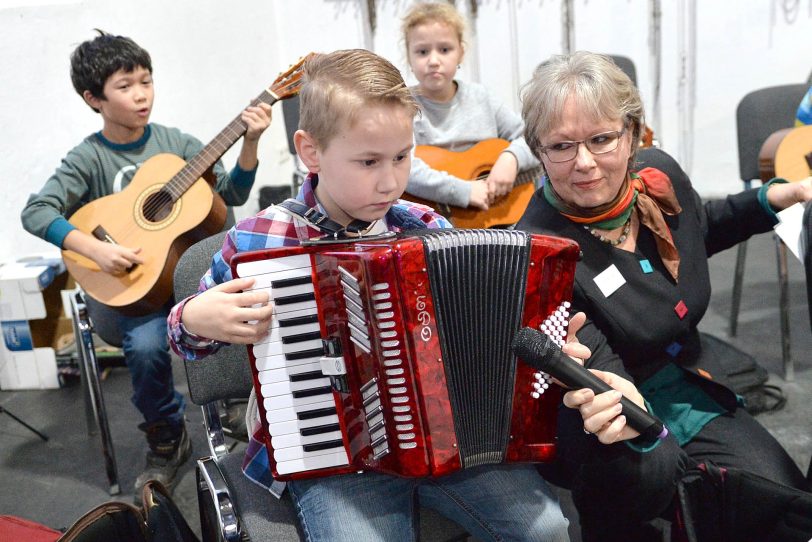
[
  {"xmin": 486, "ymin": 151, "xmax": 519, "ymax": 202},
  {"xmin": 467, "ymin": 180, "xmax": 490, "ymax": 210},
  {"xmin": 63, "ymin": 228, "xmax": 143, "ymax": 276}
]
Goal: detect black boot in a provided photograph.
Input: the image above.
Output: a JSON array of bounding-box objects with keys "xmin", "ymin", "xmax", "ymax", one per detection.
[{"xmin": 133, "ymin": 420, "xmax": 192, "ymax": 501}]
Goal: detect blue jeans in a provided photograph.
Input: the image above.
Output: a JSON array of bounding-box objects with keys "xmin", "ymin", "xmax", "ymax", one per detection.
[
  {"xmin": 289, "ymin": 464, "xmax": 569, "ymax": 542},
  {"xmin": 118, "ymin": 305, "xmax": 185, "ymax": 428}
]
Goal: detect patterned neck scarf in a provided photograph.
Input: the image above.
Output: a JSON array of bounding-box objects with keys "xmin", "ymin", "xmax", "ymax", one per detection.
[{"xmin": 543, "ymin": 167, "xmax": 683, "ymax": 281}]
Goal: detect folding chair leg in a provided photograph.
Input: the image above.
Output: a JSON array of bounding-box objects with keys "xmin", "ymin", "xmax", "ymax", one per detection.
[
  {"xmin": 774, "ymin": 236, "xmax": 793, "ymax": 381},
  {"xmin": 70, "ymin": 291, "xmax": 121, "ymax": 495},
  {"xmin": 729, "ymin": 240, "xmax": 748, "ymax": 337}
]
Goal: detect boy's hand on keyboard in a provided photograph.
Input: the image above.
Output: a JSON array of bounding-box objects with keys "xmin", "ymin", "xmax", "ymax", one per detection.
[{"xmin": 182, "ymin": 277, "xmax": 274, "ymax": 344}]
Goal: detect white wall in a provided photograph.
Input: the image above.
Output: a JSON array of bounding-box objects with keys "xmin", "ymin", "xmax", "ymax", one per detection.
[{"xmin": 1, "ymin": 0, "xmax": 810, "ymax": 262}]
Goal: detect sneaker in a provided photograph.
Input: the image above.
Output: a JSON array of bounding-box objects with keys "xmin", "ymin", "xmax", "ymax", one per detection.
[{"xmin": 133, "ymin": 420, "xmax": 192, "ymax": 501}]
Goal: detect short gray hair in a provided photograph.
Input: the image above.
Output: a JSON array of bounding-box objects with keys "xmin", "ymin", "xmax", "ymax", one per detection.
[{"xmin": 521, "ymin": 51, "xmax": 644, "ymax": 164}]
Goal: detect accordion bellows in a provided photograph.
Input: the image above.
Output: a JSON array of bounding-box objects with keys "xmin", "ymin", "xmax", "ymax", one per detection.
[{"xmin": 231, "ymin": 229, "xmax": 579, "ymax": 480}]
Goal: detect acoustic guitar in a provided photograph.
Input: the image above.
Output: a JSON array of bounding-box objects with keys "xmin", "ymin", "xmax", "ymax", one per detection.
[
  {"xmin": 63, "ymin": 55, "xmax": 312, "ymax": 314},
  {"xmin": 758, "ymin": 124, "xmax": 812, "ymax": 182},
  {"xmin": 403, "ymin": 138, "xmax": 542, "ymax": 229}
]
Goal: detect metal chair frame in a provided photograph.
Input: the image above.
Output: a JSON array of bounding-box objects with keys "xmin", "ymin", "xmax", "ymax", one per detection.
[
  {"xmin": 69, "ymin": 289, "xmax": 120, "ymax": 495},
  {"xmin": 174, "ymin": 233, "xmax": 471, "ymax": 542},
  {"xmin": 729, "ymin": 83, "xmax": 808, "ymax": 381}
]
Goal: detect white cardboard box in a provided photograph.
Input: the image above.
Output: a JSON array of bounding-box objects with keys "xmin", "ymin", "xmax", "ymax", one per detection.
[{"xmin": 0, "ymin": 254, "xmax": 66, "ymax": 390}]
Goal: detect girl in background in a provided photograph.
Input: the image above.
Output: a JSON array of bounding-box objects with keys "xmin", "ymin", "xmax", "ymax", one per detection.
[{"xmin": 402, "ymin": 1, "xmax": 539, "ymax": 217}]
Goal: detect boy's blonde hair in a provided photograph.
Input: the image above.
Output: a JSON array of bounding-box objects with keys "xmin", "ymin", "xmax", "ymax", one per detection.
[
  {"xmin": 401, "ymin": 1, "xmax": 466, "ymax": 55},
  {"xmin": 298, "ymin": 49, "xmax": 418, "ymax": 149}
]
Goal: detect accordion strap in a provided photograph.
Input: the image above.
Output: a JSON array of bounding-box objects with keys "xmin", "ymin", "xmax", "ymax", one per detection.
[{"xmin": 276, "ymin": 198, "xmax": 372, "ymax": 237}]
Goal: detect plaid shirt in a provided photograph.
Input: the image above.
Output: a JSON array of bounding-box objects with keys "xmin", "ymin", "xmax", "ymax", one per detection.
[{"xmin": 168, "ymin": 174, "xmax": 450, "ymax": 491}]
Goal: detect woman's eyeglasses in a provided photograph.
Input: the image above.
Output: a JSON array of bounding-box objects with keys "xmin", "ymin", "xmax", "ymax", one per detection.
[{"xmin": 539, "ymin": 129, "xmax": 626, "ymax": 163}]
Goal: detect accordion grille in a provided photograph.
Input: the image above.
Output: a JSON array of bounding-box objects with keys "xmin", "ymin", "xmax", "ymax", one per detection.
[{"xmin": 421, "ymin": 229, "xmax": 529, "ymax": 468}]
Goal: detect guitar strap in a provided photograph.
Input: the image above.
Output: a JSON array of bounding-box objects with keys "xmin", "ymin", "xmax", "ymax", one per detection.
[{"xmin": 275, "ymin": 198, "xmax": 372, "ymax": 238}]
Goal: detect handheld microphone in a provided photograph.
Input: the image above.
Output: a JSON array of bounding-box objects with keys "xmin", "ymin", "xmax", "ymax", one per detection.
[{"xmin": 512, "ymin": 327, "xmax": 668, "ymax": 442}]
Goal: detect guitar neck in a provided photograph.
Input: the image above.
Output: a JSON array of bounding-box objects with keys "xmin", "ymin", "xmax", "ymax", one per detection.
[
  {"xmin": 167, "ymin": 88, "xmax": 279, "ymax": 197},
  {"xmin": 515, "ymin": 167, "xmax": 542, "ymax": 187}
]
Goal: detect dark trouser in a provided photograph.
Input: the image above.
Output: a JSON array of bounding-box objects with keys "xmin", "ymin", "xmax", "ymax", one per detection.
[
  {"xmin": 540, "ymin": 404, "xmax": 808, "ymax": 542},
  {"xmin": 117, "ymin": 304, "xmax": 186, "ymax": 430},
  {"xmin": 681, "ymin": 407, "xmax": 807, "ymax": 490}
]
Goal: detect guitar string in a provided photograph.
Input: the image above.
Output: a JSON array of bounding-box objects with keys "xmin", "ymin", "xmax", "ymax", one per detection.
[
  {"xmin": 103, "ymin": 61, "xmax": 306, "ymax": 234},
  {"xmin": 135, "ymin": 82, "xmax": 300, "ymax": 223},
  {"xmin": 112, "ymin": 79, "xmax": 302, "ymax": 244}
]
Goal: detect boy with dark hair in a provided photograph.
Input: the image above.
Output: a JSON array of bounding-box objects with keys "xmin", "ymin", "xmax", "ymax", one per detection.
[
  {"xmin": 21, "ymin": 30, "xmax": 273, "ymax": 497},
  {"xmin": 167, "ymin": 48, "xmax": 655, "ymax": 541}
]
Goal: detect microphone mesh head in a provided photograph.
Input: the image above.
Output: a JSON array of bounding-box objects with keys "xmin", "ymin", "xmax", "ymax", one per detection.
[{"xmin": 511, "ymin": 327, "xmax": 548, "ymax": 362}]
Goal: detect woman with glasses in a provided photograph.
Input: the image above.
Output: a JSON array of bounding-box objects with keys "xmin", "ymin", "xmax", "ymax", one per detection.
[{"xmin": 517, "ymin": 51, "xmax": 812, "ymax": 540}]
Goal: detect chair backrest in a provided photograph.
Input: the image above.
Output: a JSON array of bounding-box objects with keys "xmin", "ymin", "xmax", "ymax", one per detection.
[
  {"xmin": 172, "ymin": 231, "xmax": 254, "ymax": 406},
  {"xmin": 804, "ymin": 203, "xmax": 812, "ymax": 336},
  {"xmin": 609, "ymin": 54, "xmax": 637, "ymax": 86},
  {"xmin": 84, "ymin": 295, "xmax": 124, "ymax": 347},
  {"xmin": 281, "ymin": 94, "xmax": 300, "ymax": 156},
  {"xmin": 736, "ymin": 83, "xmax": 808, "ymax": 182}
]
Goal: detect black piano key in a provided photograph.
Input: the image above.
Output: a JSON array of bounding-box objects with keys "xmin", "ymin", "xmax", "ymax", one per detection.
[
  {"xmin": 300, "ymin": 423, "xmax": 341, "ymax": 437},
  {"xmin": 297, "ymin": 407, "xmax": 337, "ymax": 420},
  {"xmin": 303, "ymin": 439, "xmax": 345, "ymax": 452},
  {"xmin": 279, "ymin": 314, "xmax": 320, "ymax": 328},
  {"xmin": 292, "ymin": 385, "xmax": 333, "ymax": 398},
  {"xmin": 281, "ymin": 331, "xmax": 323, "ymax": 345},
  {"xmin": 290, "ymin": 370, "xmax": 326, "ymax": 383},
  {"xmin": 286, "ymin": 347, "xmax": 325, "ymax": 361},
  {"xmin": 271, "ymin": 276, "xmax": 312, "ymax": 288},
  {"xmin": 275, "ymin": 292, "xmax": 316, "ymax": 305}
]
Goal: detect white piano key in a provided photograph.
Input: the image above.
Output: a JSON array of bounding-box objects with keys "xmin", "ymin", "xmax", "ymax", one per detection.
[
  {"xmin": 258, "ymin": 361, "xmax": 323, "ymax": 385},
  {"xmin": 267, "ymin": 413, "xmax": 340, "ymax": 436},
  {"xmin": 236, "ymin": 254, "xmax": 312, "ymax": 279},
  {"xmin": 249, "ymin": 270, "xmax": 313, "ymax": 291},
  {"xmin": 271, "ymin": 296, "xmax": 318, "ymax": 315},
  {"xmin": 265, "ymin": 399, "xmax": 336, "ymax": 423},
  {"xmin": 269, "ymin": 282, "xmax": 315, "ymax": 298},
  {"xmin": 255, "ymin": 322, "xmax": 321, "ymax": 347},
  {"xmin": 272, "ymin": 429, "xmax": 344, "ymax": 449},
  {"xmin": 275, "ymin": 449, "xmax": 350, "ymax": 475},
  {"xmin": 254, "ymin": 352, "xmax": 323, "ymax": 372},
  {"xmin": 260, "ymin": 377, "xmax": 331, "ymax": 398},
  {"xmin": 265, "ymin": 307, "xmax": 320, "ymax": 331},
  {"xmin": 252, "ymin": 338, "xmax": 324, "ymax": 359},
  {"xmin": 264, "ymin": 390, "xmax": 334, "ymax": 411},
  {"xmin": 274, "ymin": 441, "xmax": 345, "ymax": 462}
]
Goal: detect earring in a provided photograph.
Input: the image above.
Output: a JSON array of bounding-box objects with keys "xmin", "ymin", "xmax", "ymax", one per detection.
[{"xmin": 457, "ymin": 64, "xmax": 462, "ymax": 69}]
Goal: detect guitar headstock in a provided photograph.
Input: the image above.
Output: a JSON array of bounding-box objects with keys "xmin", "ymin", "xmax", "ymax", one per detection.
[{"xmin": 269, "ymin": 53, "xmax": 315, "ymax": 101}]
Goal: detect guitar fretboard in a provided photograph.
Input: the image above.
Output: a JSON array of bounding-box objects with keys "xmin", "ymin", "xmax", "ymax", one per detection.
[{"xmin": 164, "ymin": 88, "xmax": 279, "ymax": 201}]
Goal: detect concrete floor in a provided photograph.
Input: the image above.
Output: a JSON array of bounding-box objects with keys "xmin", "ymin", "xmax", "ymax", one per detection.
[{"xmin": 0, "ymin": 230, "xmax": 809, "ymax": 539}]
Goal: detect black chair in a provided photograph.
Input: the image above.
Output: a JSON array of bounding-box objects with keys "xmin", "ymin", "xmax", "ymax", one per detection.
[
  {"xmin": 805, "ymin": 202, "xmax": 812, "ymax": 337},
  {"xmin": 608, "ymin": 54, "xmax": 637, "ymax": 86},
  {"xmin": 282, "ymin": 94, "xmax": 307, "ymax": 197},
  {"xmin": 173, "ymin": 233, "xmax": 472, "ymax": 542},
  {"xmin": 728, "ymin": 83, "xmax": 808, "ymax": 381},
  {"xmin": 806, "ymin": 202, "xmax": 812, "ymax": 487},
  {"xmin": 69, "ymin": 291, "xmax": 124, "ymax": 495},
  {"xmin": 606, "ymin": 55, "xmax": 660, "ymax": 148}
]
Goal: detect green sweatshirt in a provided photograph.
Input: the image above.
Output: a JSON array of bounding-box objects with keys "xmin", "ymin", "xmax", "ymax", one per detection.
[{"xmin": 21, "ymin": 123, "xmax": 257, "ymax": 247}]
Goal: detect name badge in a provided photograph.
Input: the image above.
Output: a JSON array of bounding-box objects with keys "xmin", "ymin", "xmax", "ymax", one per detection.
[{"xmin": 594, "ymin": 264, "xmax": 626, "ymax": 297}]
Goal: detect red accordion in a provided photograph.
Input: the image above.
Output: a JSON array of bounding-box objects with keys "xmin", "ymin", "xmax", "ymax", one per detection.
[{"xmin": 231, "ymin": 229, "xmax": 579, "ymax": 480}]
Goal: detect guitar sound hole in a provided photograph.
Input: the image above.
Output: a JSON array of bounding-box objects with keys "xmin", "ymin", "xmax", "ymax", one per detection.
[{"xmin": 142, "ymin": 190, "xmax": 175, "ymax": 222}]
